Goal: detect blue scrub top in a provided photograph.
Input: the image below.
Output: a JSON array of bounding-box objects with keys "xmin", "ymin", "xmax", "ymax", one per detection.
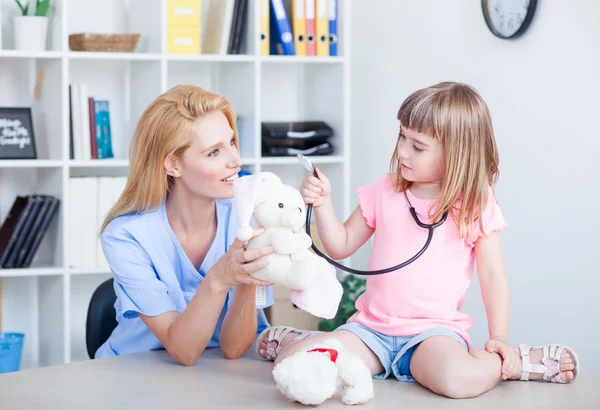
[{"xmin": 95, "ymin": 198, "xmax": 274, "ymax": 359}]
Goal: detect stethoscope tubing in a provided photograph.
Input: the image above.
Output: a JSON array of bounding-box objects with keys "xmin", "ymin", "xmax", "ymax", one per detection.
[{"xmin": 305, "ymin": 169, "xmax": 448, "ymax": 275}]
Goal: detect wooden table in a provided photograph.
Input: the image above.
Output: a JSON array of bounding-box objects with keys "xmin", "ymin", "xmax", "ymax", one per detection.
[{"xmin": 0, "ymin": 347, "xmax": 597, "ymax": 409}]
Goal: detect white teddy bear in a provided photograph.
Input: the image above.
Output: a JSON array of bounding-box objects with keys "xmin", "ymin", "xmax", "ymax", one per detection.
[
  {"xmin": 233, "ymin": 172, "xmax": 343, "ymax": 319},
  {"xmin": 273, "ymin": 338, "xmax": 374, "ymax": 406}
]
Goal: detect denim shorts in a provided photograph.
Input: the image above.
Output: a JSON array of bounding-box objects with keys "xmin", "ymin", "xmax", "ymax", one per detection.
[{"xmin": 337, "ymin": 322, "xmax": 468, "ymax": 382}]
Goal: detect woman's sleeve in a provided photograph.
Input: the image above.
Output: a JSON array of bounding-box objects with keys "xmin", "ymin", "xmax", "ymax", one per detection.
[
  {"xmin": 466, "ymin": 186, "xmax": 508, "ymax": 247},
  {"xmin": 102, "ymin": 227, "xmax": 178, "ymax": 319},
  {"xmin": 357, "ymin": 180, "xmax": 379, "ymax": 229}
]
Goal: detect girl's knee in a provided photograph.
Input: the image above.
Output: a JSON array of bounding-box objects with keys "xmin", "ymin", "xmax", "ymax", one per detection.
[
  {"xmin": 427, "ymin": 359, "xmax": 491, "ymax": 399},
  {"xmin": 435, "ymin": 374, "xmax": 488, "ymax": 399}
]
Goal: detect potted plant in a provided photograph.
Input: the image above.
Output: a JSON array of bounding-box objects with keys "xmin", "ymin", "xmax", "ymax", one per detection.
[
  {"xmin": 318, "ymin": 274, "xmax": 366, "ymax": 332},
  {"xmin": 13, "ymin": 0, "xmax": 50, "ymax": 51}
]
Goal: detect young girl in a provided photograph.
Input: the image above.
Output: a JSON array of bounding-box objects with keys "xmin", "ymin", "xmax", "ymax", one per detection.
[
  {"xmin": 95, "ymin": 85, "xmax": 274, "ymax": 364},
  {"xmin": 257, "ymin": 82, "xmax": 579, "ymax": 399}
]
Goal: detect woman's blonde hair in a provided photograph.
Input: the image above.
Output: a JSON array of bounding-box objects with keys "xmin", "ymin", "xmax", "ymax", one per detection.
[
  {"xmin": 390, "ymin": 81, "xmax": 499, "ymax": 239},
  {"xmin": 100, "ymin": 85, "xmax": 238, "ymax": 232}
]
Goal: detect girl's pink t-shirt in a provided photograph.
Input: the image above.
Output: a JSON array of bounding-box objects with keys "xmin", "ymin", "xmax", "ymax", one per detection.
[{"xmin": 347, "ymin": 174, "xmax": 507, "ymax": 348}]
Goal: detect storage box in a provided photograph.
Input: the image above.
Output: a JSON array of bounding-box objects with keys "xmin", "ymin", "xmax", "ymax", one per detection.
[
  {"xmin": 261, "ymin": 121, "xmax": 335, "ymax": 156},
  {"xmin": 167, "ymin": 25, "xmax": 201, "ymax": 54},
  {"xmin": 167, "ymin": 0, "xmax": 202, "ymax": 26}
]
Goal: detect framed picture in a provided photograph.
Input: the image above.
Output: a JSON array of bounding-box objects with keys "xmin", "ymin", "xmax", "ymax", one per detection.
[{"xmin": 0, "ymin": 107, "xmax": 37, "ymax": 160}]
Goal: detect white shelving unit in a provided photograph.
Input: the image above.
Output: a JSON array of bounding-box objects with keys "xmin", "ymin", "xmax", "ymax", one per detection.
[{"xmin": 0, "ymin": 0, "xmax": 350, "ymax": 370}]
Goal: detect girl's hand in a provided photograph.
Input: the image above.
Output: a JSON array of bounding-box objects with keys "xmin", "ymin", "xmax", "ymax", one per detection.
[
  {"xmin": 208, "ymin": 228, "xmax": 274, "ymax": 292},
  {"xmin": 485, "ymin": 339, "xmax": 520, "ymax": 380},
  {"xmin": 300, "ymin": 168, "xmax": 331, "ymax": 208}
]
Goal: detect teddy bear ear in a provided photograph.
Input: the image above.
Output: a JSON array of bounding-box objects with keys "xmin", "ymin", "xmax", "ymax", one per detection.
[{"xmin": 233, "ymin": 172, "xmax": 282, "ymax": 241}]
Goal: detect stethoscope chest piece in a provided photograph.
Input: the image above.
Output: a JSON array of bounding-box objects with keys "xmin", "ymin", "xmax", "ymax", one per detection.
[{"xmin": 297, "ymin": 153, "xmax": 318, "ymax": 177}]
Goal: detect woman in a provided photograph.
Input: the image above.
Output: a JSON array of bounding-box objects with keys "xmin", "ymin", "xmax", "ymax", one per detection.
[{"xmin": 95, "ymin": 85, "xmax": 274, "ymax": 365}]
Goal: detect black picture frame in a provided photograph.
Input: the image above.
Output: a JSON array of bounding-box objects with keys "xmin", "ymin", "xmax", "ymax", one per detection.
[
  {"xmin": 0, "ymin": 107, "xmax": 37, "ymax": 159},
  {"xmin": 482, "ymin": 0, "xmax": 538, "ymax": 40}
]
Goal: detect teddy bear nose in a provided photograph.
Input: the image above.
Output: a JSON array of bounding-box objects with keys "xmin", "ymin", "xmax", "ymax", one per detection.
[{"xmin": 298, "ymin": 207, "xmax": 302, "ymax": 213}]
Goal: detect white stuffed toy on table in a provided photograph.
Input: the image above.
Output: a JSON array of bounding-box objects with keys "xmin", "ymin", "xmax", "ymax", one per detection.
[
  {"xmin": 273, "ymin": 338, "xmax": 374, "ymax": 406},
  {"xmin": 233, "ymin": 171, "xmax": 343, "ymax": 319}
]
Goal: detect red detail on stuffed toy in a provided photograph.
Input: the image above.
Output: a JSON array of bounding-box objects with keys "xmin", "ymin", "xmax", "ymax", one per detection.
[{"xmin": 307, "ymin": 348, "xmax": 338, "ymax": 363}]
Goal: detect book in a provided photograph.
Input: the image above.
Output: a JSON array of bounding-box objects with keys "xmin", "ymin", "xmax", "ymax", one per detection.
[
  {"xmin": 3, "ymin": 195, "xmax": 44, "ymax": 268},
  {"xmin": 20, "ymin": 196, "xmax": 60, "ymax": 268},
  {"xmin": 94, "ymin": 100, "xmax": 114, "ymax": 159},
  {"xmin": 0, "ymin": 196, "xmax": 30, "ymax": 266},
  {"xmin": 0, "ymin": 195, "xmax": 60, "ymax": 269},
  {"xmin": 15, "ymin": 195, "xmax": 52, "ymax": 268}
]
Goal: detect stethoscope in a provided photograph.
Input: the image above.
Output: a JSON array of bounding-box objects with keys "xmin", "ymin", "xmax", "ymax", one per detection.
[{"xmin": 296, "ymin": 154, "xmax": 448, "ymax": 276}]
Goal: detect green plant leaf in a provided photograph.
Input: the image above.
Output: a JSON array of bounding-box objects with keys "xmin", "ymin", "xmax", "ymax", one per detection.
[
  {"xmin": 318, "ymin": 274, "xmax": 366, "ymax": 331},
  {"xmin": 15, "ymin": 0, "xmax": 29, "ymax": 16},
  {"xmin": 34, "ymin": 0, "xmax": 50, "ymax": 16}
]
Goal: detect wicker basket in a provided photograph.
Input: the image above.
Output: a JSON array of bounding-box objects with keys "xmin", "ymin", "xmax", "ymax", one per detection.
[{"xmin": 69, "ymin": 33, "xmax": 141, "ymax": 52}]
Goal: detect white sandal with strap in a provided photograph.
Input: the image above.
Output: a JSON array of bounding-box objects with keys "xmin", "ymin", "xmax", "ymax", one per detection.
[
  {"xmin": 518, "ymin": 343, "xmax": 580, "ymax": 383},
  {"xmin": 256, "ymin": 326, "xmax": 322, "ymax": 361}
]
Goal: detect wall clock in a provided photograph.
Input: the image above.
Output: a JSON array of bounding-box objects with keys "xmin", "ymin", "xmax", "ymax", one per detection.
[{"xmin": 482, "ymin": 0, "xmax": 538, "ymax": 39}]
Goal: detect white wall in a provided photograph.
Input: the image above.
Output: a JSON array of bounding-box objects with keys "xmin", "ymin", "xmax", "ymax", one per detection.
[{"xmin": 350, "ymin": 0, "xmax": 600, "ymax": 374}]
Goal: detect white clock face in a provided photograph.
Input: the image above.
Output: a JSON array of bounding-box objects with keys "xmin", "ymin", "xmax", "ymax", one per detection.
[{"xmin": 485, "ymin": 0, "xmax": 531, "ymax": 38}]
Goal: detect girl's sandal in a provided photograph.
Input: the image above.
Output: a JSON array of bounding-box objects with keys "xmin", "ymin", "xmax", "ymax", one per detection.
[
  {"xmin": 255, "ymin": 326, "xmax": 322, "ymax": 361},
  {"xmin": 518, "ymin": 343, "xmax": 580, "ymax": 383}
]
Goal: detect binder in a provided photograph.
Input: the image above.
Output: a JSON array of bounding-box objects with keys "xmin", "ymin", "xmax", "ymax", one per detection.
[
  {"xmin": 0, "ymin": 196, "xmax": 29, "ymax": 266},
  {"xmin": 4, "ymin": 196, "xmax": 44, "ymax": 268},
  {"xmin": 202, "ymin": 0, "xmax": 235, "ymax": 55},
  {"xmin": 269, "ymin": 6, "xmax": 282, "ymax": 55},
  {"xmin": 15, "ymin": 195, "xmax": 52, "ymax": 268},
  {"xmin": 20, "ymin": 197, "xmax": 60, "ymax": 268},
  {"xmin": 260, "ymin": 0, "xmax": 270, "ymax": 55},
  {"xmin": 228, "ymin": 0, "xmax": 249, "ymax": 54},
  {"xmin": 304, "ymin": 0, "xmax": 316, "ymax": 56},
  {"xmin": 227, "ymin": 0, "xmax": 241, "ymax": 54},
  {"xmin": 315, "ymin": 0, "xmax": 329, "ymax": 56},
  {"xmin": 270, "ymin": 0, "xmax": 295, "ymax": 55},
  {"xmin": 327, "ymin": 0, "xmax": 338, "ymax": 56},
  {"xmin": 291, "ymin": 0, "xmax": 306, "ymax": 56}
]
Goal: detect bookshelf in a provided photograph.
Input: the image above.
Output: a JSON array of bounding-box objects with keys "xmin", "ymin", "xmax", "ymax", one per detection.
[{"xmin": 0, "ymin": 0, "xmax": 350, "ymax": 370}]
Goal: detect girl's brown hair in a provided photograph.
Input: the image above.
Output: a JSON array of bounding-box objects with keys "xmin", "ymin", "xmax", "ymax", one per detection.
[{"xmin": 390, "ymin": 82, "xmax": 499, "ymax": 239}]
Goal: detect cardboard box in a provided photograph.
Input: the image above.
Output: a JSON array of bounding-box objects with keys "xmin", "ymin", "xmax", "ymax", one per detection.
[
  {"xmin": 167, "ymin": 0, "xmax": 202, "ymax": 27},
  {"xmin": 167, "ymin": 25, "xmax": 202, "ymax": 54}
]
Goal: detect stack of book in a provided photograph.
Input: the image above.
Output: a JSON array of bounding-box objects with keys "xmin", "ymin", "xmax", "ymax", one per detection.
[
  {"xmin": 0, "ymin": 195, "xmax": 60, "ymax": 269},
  {"xmin": 69, "ymin": 83, "xmax": 114, "ymax": 161}
]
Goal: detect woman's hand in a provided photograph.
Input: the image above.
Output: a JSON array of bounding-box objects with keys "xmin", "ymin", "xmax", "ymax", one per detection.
[
  {"xmin": 207, "ymin": 227, "xmax": 274, "ymax": 292},
  {"xmin": 300, "ymin": 168, "xmax": 331, "ymax": 208}
]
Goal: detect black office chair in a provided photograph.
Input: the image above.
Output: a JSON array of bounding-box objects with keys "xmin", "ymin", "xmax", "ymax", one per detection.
[{"xmin": 85, "ymin": 278, "xmax": 118, "ymax": 359}]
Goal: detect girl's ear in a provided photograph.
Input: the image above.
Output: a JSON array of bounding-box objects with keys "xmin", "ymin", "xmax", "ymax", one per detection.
[{"xmin": 164, "ymin": 155, "xmax": 181, "ymax": 178}]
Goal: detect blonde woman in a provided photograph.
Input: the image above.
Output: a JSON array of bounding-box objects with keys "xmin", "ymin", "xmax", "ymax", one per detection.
[
  {"xmin": 95, "ymin": 85, "xmax": 274, "ymax": 365},
  {"xmin": 258, "ymin": 82, "xmax": 580, "ymax": 399}
]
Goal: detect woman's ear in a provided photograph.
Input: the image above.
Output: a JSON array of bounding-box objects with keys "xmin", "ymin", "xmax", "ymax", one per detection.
[{"xmin": 164, "ymin": 155, "xmax": 181, "ymax": 178}]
